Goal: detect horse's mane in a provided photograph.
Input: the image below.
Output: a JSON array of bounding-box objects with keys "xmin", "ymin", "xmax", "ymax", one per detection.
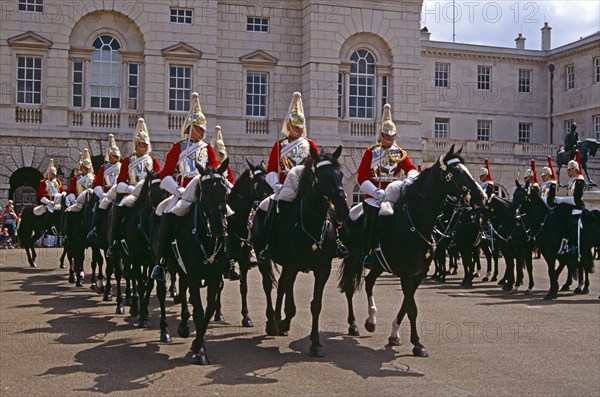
[
  {"xmin": 297, "ymin": 152, "xmax": 340, "ymax": 197},
  {"xmin": 402, "ymin": 153, "xmax": 466, "ymax": 202},
  {"xmin": 132, "ymin": 173, "xmax": 153, "ymax": 210}
]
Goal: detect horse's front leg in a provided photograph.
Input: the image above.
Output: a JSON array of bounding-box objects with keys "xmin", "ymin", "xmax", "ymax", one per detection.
[
  {"xmin": 525, "ymin": 252, "xmax": 534, "ymax": 294},
  {"xmin": 513, "ymin": 256, "xmax": 525, "ymax": 293},
  {"xmin": 188, "ymin": 278, "xmax": 209, "ymax": 365},
  {"xmin": 156, "ymin": 275, "xmax": 172, "ymax": 343},
  {"xmin": 309, "ymin": 262, "xmax": 332, "ymax": 357},
  {"xmin": 259, "ymin": 260, "xmax": 277, "ymax": 336},
  {"xmin": 501, "ymin": 253, "xmax": 515, "ymax": 292},
  {"xmin": 59, "ymin": 245, "xmax": 67, "ymax": 269},
  {"xmin": 277, "ymin": 266, "xmax": 298, "ymax": 336},
  {"xmin": 213, "ymin": 279, "xmax": 225, "ymax": 322},
  {"xmin": 399, "ymin": 274, "xmax": 428, "ymax": 357},
  {"xmin": 364, "ymin": 267, "xmax": 383, "ymax": 332},
  {"xmin": 239, "ymin": 265, "xmax": 254, "ymax": 327},
  {"xmin": 542, "ymin": 252, "xmax": 559, "ymax": 300}
]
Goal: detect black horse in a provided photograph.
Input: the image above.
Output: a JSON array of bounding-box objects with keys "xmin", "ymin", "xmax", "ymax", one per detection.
[
  {"xmin": 18, "ymin": 196, "xmax": 66, "ymax": 268},
  {"xmin": 339, "ymin": 145, "xmax": 486, "ymax": 357},
  {"xmin": 156, "ymin": 160, "xmax": 231, "ymax": 365},
  {"xmin": 225, "ymin": 160, "xmax": 275, "ymax": 327},
  {"xmin": 118, "ymin": 171, "xmax": 166, "ymax": 326},
  {"xmin": 556, "ymin": 138, "xmax": 600, "ymax": 185},
  {"xmin": 252, "ymin": 145, "xmax": 349, "ymax": 357},
  {"xmin": 511, "ymin": 181, "xmax": 597, "ymax": 299}
]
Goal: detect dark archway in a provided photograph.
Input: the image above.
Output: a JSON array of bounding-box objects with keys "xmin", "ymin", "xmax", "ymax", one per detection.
[{"xmin": 9, "ymin": 167, "xmax": 43, "ymax": 212}]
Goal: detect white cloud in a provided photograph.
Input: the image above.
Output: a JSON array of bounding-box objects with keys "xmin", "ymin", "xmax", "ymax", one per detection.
[{"xmin": 422, "ymin": 0, "xmax": 600, "ymax": 49}]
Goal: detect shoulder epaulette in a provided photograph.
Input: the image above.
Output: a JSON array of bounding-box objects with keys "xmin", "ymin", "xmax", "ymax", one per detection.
[
  {"xmin": 577, "ymin": 174, "xmax": 585, "ymax": 181},
  {"xmin": 369, "ymin": 144, "xmax": 380, "ymax": 150}
]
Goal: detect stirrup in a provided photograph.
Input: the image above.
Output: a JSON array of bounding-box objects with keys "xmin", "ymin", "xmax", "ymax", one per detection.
[
  {"xmin": 362, "ymin": 254, "xmax": 374, "ymax": 269},
  {"xmin": 106, "ymin": 244, "xmax": 118, "ymax": 258},
  {"xmin": 226, "ymin": 265, "xmax": 241, "ymax": 281},
  {"xmin": 151, "ymin": 265, "xmax": 165, "ymax": 281},
  {"xmin": 258, "ymin": 248, "xmax": 270, "ymax": 263},
  {"xmin": 87, "ymin": 229, "xmax": 97, "ymax": 242},
  {"xmin": 336, "ymin": 243, "xmax": 349, "ymax": 259}
]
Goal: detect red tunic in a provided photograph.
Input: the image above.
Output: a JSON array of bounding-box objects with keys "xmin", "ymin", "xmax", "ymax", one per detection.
[
  {"xmin": 117, "ymin": 156, "xmax": 161, "ymax": 184},
  {"xmin": 94, "ymin": 162, "xmax": 122, "ymax": 192},
  {"xmin": 37, "ymin": 179, "xmax": 63, "ymax": 201},
  {"xmin": 357, "ymin": 144, "xmax": 416, "ymax": 197},
  {"xmin": 266, "ymin": 137, "xmax": 319, "ymax": 183},
  {"xmin": 160, "ymin": 140, "xmax": 218, "ymax": 187},
  {"xmin": 224, "ymin": 165, "xmax": 235, "ymax": 185}
]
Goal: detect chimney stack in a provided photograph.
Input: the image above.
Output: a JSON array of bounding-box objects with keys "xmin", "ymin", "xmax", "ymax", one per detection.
[
  {"xmin": 541, "ymin": 22, "xmax": 552, "ymax": 51},
  {"xmin": 420, "ymin": 27, "xmax": 431, "ymax": 41},
  {"xmin": 515, "ymin": 33, "xmax": 526, "ymax": 49}
]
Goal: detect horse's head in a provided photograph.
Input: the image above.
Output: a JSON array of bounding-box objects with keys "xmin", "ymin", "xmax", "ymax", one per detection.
[
  {"xmin": 146, "ymin": 170, "xmax": 166, "ymax": 207},
  {"xmin": 303, "ymin": 145, "xmax": 349, "ymax": 221},
  {"xmin": 246, "ymin": 159, "xmax": 273, "ymax": 202},
  {"xmin": 585, "ymin": 139, "xmax": 600, "ymax": 157},
  {"xmin": 511, "ymin": 179, "xmax": 530, "ymax": 214},
  {"xmin": 196, "ymin": 158, "xmax": 230, "ymax": 238},
  {"xmin": 436, "ymin": 145, "xmax": 486, "ymax": 208}
]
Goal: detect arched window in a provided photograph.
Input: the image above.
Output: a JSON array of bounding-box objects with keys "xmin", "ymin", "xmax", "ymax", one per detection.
[
  {"xmin": 349, "ymin": 50, "xmax": 376, "ymax": 119},
  {"xmin": 90, "ymin": 35, "xmax": 121, "ymax": 109},
  {"xmin": 352, "ymin": 184, "xmax": 364, "ymax": 206}
]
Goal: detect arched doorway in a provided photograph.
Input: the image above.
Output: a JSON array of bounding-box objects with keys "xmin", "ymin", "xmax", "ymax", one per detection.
[{"xmin": 9, "ymin": 167, "xmax": 43, "ymax": 213}]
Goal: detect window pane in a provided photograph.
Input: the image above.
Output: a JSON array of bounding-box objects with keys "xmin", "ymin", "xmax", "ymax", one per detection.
[
  {"xmin": 349, "ymin": 50, "xmax": 376, "ymax": 120},
  {"xmin": 16, "ymin": 56, "xmax": 42, "ymax": 104},
  {"xmin": 245, "ymin": 72, "xmax": 268, "ymax": 117}
]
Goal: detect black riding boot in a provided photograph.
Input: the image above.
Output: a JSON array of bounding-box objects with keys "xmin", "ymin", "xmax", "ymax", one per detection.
[
  {"xmin": 362, "ymin": 203, "xmax": 379, "ymax": 268},
  {"xmin": 86, "ymin": 202, "xmax": 100, "ymax": 242},
  {"xmin": 566, "ymin": 215, "xmax": 580, "ymax": 254},
  {"xmin": 106, "ymin": 205, "xmax": 124, "ymax": 258},
  {"xmin": 151, "ymin": 213, "xmax": 176, "ymax": 281},
  {"xmin": 257, "ymin": 200, "xmax": 277, "ymax": 263}
]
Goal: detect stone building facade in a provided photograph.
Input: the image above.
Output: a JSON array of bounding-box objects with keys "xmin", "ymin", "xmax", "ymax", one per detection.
[{"xmin": 1, "ymin": 0, "xmax": 598, "ymax": 209}]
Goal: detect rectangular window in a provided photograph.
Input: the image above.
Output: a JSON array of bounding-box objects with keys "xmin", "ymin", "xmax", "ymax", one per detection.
[
  {"xmin": 594, "ymin": 57, "xmax": 600, "ymax": 84},
  {"xmin": 337, "ymin": 73, "xmax": 343, "ymax": 119},
  {"xmin": 247, "ymin": 17, "xmax": 269, "ymax": 32},
  {"xmin": 594, "ymin": 115, "xmax": 600, "ymax": 140},
  {"xmin": 72, "ymin": 60, "xmax": 83, "ymax": 108},
  {"xmin": 477, "ymin": 65, "xmax": 491, "ymax": 90},
  {"xmin": 518, "ymin": 122, "xmax": 532, "ymax": 143},
  {"xmin": 518, "ymin": 69, "xmax": 531, "ymax": 93},
  {"xmin": 381, "ymin": 75, "xmax": 389, "ymax": 110},
  {"xmin": 16, "ymin": 56, "xmax": 42, "ymax": 104},
  {"xmin": 434, "ymin": 118, "xmax": 449, "ymax": 138},
  {"xmin": 169, "ymin": 66, "xmax": 191, "ymax": 111},
  {"xmin": 435, "ymin": 63, "xmax": 449, "ymax": 88},
  {"xmin": 246, "ymin": 72, "xmax": 268, "ymax": 117},
  {"xmin": 566, "ymin": 64, "xmax": 575, "ymax": 90},
  {"xmin": 477, "ymin": 120, "xmax": 492, "ymax": 141},
  {"xmin": 18, "ymin": 0, "xmax": 43, "ymax": 12},
  {"xmin": 170, "ymin": 8, "xmax": 192, "ymax": 24},
  {"xmin": 128, "ymin": 63, "xmax": 139, "ymax": 111}
]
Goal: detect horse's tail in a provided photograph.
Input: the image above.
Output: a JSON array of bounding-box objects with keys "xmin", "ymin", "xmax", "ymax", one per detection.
[{"xmin": 337, "ymin": 255, "xmax": 363, "ymax": 294}]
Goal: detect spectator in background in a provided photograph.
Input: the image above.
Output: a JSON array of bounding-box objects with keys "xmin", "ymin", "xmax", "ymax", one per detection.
[{"xmin": 2, "ymin": 200, "xmax": 19, "ymax": 243}]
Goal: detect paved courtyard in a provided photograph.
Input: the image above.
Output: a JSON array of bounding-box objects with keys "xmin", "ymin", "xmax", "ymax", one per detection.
[{"xmin": 1, "ymin": 247, "xmax": 599, "ymax": 396}]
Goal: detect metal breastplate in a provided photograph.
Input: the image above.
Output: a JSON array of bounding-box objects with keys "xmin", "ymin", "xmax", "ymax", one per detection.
[
  {"xmin": 46, "ymin": 179, "xmax": 59, "ymax": 196},
  {"xmin": 103, "ymin": 162, "xmax": 121, "ymax": 188},
  {"xmin": 371, "ymin": 144, "xmax": 404, "ymax": 182},
  {"xmin": 128, "ymin": 154, "xmax": 154, "ymax": 184},
  {"xmin": 540, "ymin": 182, "xmax": 550, "ymax": 197},
  {"xmin": 76, "ymin": 174, "xmax": 95, "ymax": 194},
  {"xmin": 177, "ymin": 141, "xmax": 208, "ymax": 179},
  {"xmin": 567, "ymin": 178, "xmax": 577, "ymax": 196},
  {"xmin": 280, "ymin": 137, "xmax": 310, "ymax": 169}
]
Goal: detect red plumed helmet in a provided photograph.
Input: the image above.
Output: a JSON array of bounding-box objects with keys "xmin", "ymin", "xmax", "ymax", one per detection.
[
  {"xmin": 547, "ymin": 155, "xmax": 557, "ymax": 181},
  {"xmin": 484, "ymin": 158, "xmax": 493, "ymax": 182},
  {"xmin": 530, "ymin": 159, "xmax": 538, "ymax": 185},
  {"xmin": 574, "ymin": 149, "xmax": 583, "ymax": 175}
]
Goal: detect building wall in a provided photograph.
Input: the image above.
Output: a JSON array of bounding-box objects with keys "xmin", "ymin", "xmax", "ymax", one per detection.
[{"xmin": 0, "ymin": 0, "xmax": 598, "ymax": 207}]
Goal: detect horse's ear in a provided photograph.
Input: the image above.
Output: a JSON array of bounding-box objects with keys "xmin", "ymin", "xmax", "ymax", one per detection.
[
  {"xmin": 260, "ymin": 160, "xmax": 267, "ymax": 171},
  {"xmin": 444, "ymin": 144, "xmax": 456, "ymax": 160},
  {"xmin": 217, "ymin": 157, "xmax": 229, "ymax": 175},
  {"xmin": 456, "ymin": 146, "xmax": 463, "ymax": 156},
  {"xmin": 310, "ymin": 145, "xmax": 320, "ymax": 161},
  {"xmin": 332, "ymin": 145, "xmax": 342, "ymax": 159},
  {"xmin": 515, "ymin": 179, "xmax": 521, "ymax": 188},
  {"xmin": 245, "ymin": 158, "xmax": 255, "ymax": 170}
]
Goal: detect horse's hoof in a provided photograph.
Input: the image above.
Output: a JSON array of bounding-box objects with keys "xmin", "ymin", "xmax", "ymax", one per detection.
[
  {"xmin": 242, "ymin": 318, "xmax": 254, "ymax": 328},
  {"xmin": 89, "ymin": 284, "xmax": 96, "ymax": 291},
  {"xmin": 511, "ymin": 287, "xmax": 519, "ymax": 294},
  {"xmin": 497, "ymin": 279, "xmax": 505, "ymax": 286},
  {"xmin": 177, "ymin": 324, "xmax": 190, "ymax": 338},
  {"xmin": 524, "ymin": 288, "xmax": 533, "ymax": 295},
  {"xmin": 450, "ymin": 269, "xmax": 457, "ymax": 275},
  {"xmin": 129, "ymin": 307, "xmax": 139, "ymax": 317},
  {"xmin": 68, "ymin": 275, "xmax": 75, "ymax": 283},
  {"xmin": 161, "ymin": 332, "xmax": 173, "ymax": 343},
  {"xmin": 214, "ymin": 313, "xmax": 225, "ymax": 322},
  {"xmin": 348, "ymin": 325, "xmax": 360, "ymax": 337},
  {"xmin": 115, "ymin": 306, "xmax": 124, "ymax": 315},
  {"xmin": 364, "ymin": 320, "xmax": 376, "ymax": 333},
  {"xmin": 582, "ymin": 288, "xmax": 589, "ymax": 295},
  {"xmin": 138, "ymin": 319, "xmax": 149, "ymax": 328},
  {"xmin": 29, "ymin": 262, "xmax": 37, "ymax": 268},
  {"xmin": 194, "ymin": 353, "xmax": 210, "ymax": 365},
  {"xmin": 309, "ymin": 345, "xmax": 326, "ymax": 358},
  {"xmin": 560, "ymin": 285, "xmax": 570, "ymax": 292},
  {"xmin": 103, "ymin": 294, "xmax": 113, "ymax": 302},
  {"xmin": 170, "ymin": 290, "xmax": 178, "ymax": 299},
  {"xmin": 490, "ymin": 276, "xmax": 498, "ymax": 282},
  {"xmin": 387, "ymin": 336, "xmax": 401, "ymax": 346},
  {"xmin": 59, "ymin": 263, "xmax": 65, "ymax": 269},
  {"xmin": 76, "ymin": 280, "xmax": 83, "ymax": 287},
  {"xmin": 473, "ymin": 272, "xmax": 480, "ymax": 278},
  {"xmin": 173, "ymin": 295, "xmax": 182, "ymax": 305},
  {"xmin": 502, "ymin": 284, "xmax": 512, "ymax": 292},
  {"xmin": 95, "ymin": 286, "xmax": 105, "ymax": 294},
  {"xmin": 544, "ymin": 292, "xmax": 557, "ymax": 300},
  {"xmin": 482, "ymin": 277, "xmax": 489, "ymax": 282},
  {"xmin": 266, "ymin": 322, "xmax": 278, "ymax": 337},
  {"xmin": 124, "ymin": 297, "xmax": 132, "ymax": 306},
  {"xmin": 412, "ymin": 346, "xmax": 429, "ymax": 357},
  {"xmin": 574, "ymin": 287, "xmax": 583, "ymax": 294},
  {"xmin": 91, "ymin": 275, "xmax": 96, "ymax": 284}
]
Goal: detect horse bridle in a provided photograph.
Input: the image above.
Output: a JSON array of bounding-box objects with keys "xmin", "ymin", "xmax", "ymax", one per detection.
[
  {"xmin": 198, "ymin": 173, "xmax": 228, "ymax": 237},
  {"xmin": 438, "ymin": 155, "xmax": 473, "ymax": 204}
]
